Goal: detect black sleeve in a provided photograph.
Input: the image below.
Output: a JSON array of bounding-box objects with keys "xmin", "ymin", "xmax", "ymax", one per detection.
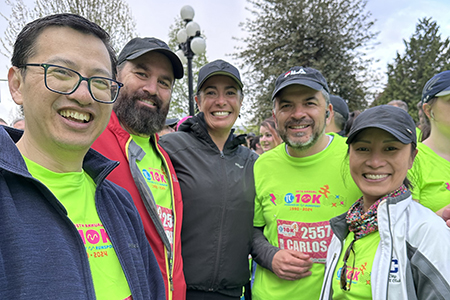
[{"xmin": 251, "ymin": 226, "xmax": 280, "ymax": 272}]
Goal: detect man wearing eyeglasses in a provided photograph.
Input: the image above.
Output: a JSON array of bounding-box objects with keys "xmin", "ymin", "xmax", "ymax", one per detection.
[
  {"xmin": 251, "ymin": 66, "xmax": 361, "ymax": 299},
  {"xmin": 2, "ymin": 13, "xmax": 165, "ymax": 300},
  {"xmin": 91, "ymin": 38, "xmax": 186, "ymax": 300}
]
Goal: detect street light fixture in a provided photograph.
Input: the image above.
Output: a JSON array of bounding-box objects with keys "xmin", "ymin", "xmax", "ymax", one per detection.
[{"xmin": 176, "ymin": 5, "xmax": 206, "ymax": 116}]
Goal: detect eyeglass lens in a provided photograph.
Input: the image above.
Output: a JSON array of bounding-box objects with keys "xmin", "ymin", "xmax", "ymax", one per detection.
[{"xmin": 45, "ymin": 65, "xmax": 119, "ymax": 102}]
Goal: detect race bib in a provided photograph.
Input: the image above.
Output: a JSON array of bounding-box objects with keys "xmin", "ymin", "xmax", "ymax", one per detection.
[
  {"xmin": 277, "ymin": 220, "xmax": 333, "ymax": 263},
  {"xmin": 157, "ymin": 205, "xmax": 174, "ymax": 249}
]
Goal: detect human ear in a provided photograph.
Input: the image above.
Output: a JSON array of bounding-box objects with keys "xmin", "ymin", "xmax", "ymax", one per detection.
[
  {"xmin": 8, "ymin": 67, "xmax": 24, "ymax": 105},
  {"xmin": 422, "ymin": 103, "xmax": 433, "ymax": 120}
]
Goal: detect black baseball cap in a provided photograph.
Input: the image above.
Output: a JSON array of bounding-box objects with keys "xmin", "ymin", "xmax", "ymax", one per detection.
[
  {"xmin": 422, "ymin": 70, "xmax": 450, "ymax": 103},
  {"xmin": 271, "ymin": 66, "xmax": 329, "ymax": 100},
  {"xmin": 330, "ymin": 95, "xmax": 349, "ymax": 121},
  {"xmin": 118, "ymin": 37, "xmax": 184, "ymax": 79},
  {"xmin": 347, "ymin": 105, "xmax": 416, "ymax": 146},
  {"xmin": 196, "ymin": 59, "xmax": 243, "ymax": 92}
]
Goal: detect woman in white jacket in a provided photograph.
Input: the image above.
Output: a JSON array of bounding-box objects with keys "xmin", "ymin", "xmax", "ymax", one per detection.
[{"xmin": 320, "ymin": 105, "xmax": 450, "ymax": 300}]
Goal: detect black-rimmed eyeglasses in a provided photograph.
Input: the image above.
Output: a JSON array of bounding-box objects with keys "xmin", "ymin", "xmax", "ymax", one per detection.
[
  {"xmin": 340, "ymin": 237, "xmax": 356, "ymax": 291},
  {"xmin": 19, "ymin": 63, "xmax": 123, "ymax": 103}
]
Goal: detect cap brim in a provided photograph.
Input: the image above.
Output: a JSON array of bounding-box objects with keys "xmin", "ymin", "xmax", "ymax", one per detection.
[
  {"xmin": 125, "ymin": 48, "xmax": 184, "ymax": 79},
  {"xmin": 197, "ymin": 71, "xmax": 243, "ymax": 92},
  {"xmin": 347, "ymin": 124, "xmax": 414, "ymax": 145},
  {"xmin": 272, "ymin": 79, "xmax": 324, "ymax": 100},
  {"xmin": 435, "ymin": 86, "xmax": 450, "ymax": 97}
]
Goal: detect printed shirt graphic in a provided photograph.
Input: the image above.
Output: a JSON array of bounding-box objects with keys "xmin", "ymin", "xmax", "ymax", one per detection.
[
  {"xmin": 252, "ymin": 133, "xmax": 362, "ymax": 300},
  {"xmin": 332, "ymin": 231, "xmax": 380, "ymax": 300},
  {"xmin": 409, "ymin": 142, "xmax": 450, "ymax": 212},
  {"xmin": 23, "ymin": 156, "xmax": 131, "ymax": 300},
  {"xmin": 131, "ymin": 135, "xmax": 173, "ymax": 248}
]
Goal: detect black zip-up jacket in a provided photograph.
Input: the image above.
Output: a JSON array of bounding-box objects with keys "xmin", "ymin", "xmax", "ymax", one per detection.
[{"xmin": 159, "ymin": 113, "xmax": 258, "ymax": 297}]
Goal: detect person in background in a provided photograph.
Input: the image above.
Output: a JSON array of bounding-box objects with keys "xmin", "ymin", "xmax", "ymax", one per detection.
[
  {"xmin": 2, "ymin": 13, "xmax": 164, "ymax": 299},
  {"xmin": 320, "ymin": 105, "xmax": 450, "ymax": 299},
  {"xmin": 91, "ymin": 37, "xmax": 186, "ymax": 300},
  {"xmin": 386, "ymin": 99, "xmax": 422, "ymax": 142},
  {"xmin": 12, "ymin": 117, "xmax": 25, "ymax": 130},
  {"xmin": 250, "ymin": 135, "xmax": 264, "ymax": 155},
  {"xmin": 251, "ymin": 66, "xmax": 361, "ymax": 300},
  {"xmin": 246, "ymin": 132, "xmax": 256, "ymax": 148},
  {"xmin": 159, "ymin": 59, "xmax": 258, "ymax": 300},
  {"xmin": 344, "ymin": 110, "xmax": 361, "ymax": 137},
  {"xmin": 259, "ymin": 116, "xmax": 282, "ymax": 152},
  {"xmin": 325, "ymin": 95, "xmax": 349, "ymax": 137},
  {"xmin": 159, "ymin": 117, "xmax": 179, "ymax": 136},
  {"xmin": 386, "ymin": 99, "xmax": 408, "ymax": 112},
  {"xmin": 408, "ymin": 70, "xmax": 450, "ymax": 217},
  {"xmin": 0, "ymin": 117, "xmax": 7, "ymax": 126}
]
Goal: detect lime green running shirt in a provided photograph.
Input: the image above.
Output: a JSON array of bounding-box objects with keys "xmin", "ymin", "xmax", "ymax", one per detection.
[
  {"xmin": 332, "ymin": 231, "xmax": 379, "ymax": 300},
  {"xmin": 409, "ymin": 142, "xmax": 450, "ymax": 212},
  {"xmin": 131, "ymin": 134, "xmax": 174, "ymax": 248},
  {"xmin": 253, "ymin": 133, "xmax": 361, "ymax": 300},
  {"xmin": 23, "ymin": 156, "xmax": 131, "ymax": 300}
]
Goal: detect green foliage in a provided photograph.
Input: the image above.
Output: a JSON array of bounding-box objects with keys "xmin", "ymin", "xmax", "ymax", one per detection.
[
  {"xmin": 234, "ymin": 0, "xmax": 378, "ymax": 124},
  {"xmin": 373, "ymin": 17, "xmax": 450, "ymax": 122},
  {"xmin": 167, "ymin": 17, "xmax": 208, "ymax": 119},
  {"xmin": 1, "ymin": 0, "xmax": 137, "ymax": 56}
]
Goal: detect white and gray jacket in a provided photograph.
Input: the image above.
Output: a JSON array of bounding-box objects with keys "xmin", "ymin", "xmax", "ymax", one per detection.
[{"xmin": 320, "ymin": 191, "xmax": 450, "ymax": 300}]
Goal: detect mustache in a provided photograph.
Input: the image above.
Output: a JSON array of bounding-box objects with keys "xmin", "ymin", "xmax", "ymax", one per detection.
[
  {"xmin": 284, "ymin": 117, "xmax": 314, "ymax": 128},
  {"xmin": 131, "ymin": 92, "xmax": 163, "ymax": 109}
]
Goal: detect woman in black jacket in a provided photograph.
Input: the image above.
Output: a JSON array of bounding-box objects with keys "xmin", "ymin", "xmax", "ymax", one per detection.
[{"xmin": 159, "ymin": 59, "xmax": 257, "ymax": 300}]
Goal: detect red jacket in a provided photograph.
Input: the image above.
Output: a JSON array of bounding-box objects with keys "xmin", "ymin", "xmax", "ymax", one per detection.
[{"xmin": 92, "ymin": 111, "xmax": 185, "ymax": 300}]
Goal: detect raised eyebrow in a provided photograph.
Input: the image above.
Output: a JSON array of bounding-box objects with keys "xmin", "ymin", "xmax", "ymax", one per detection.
[{"xmin": 46, "ymin": 58, "xmax": 111, "ymax": 77}]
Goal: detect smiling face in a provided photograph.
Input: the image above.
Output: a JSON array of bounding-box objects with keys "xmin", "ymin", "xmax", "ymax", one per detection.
[
  {"xmin": 9, "ymin": 26, "xmax": 113, "ymax": 157},
  {"xmin": 273, "ymin": 85, "xmax": 331, "ymax": 156},
  {"xmin": 349, "ymin": 128, "xmax": 416, "ymax": 206},
  {"xmin": 113, "ymin": 51, "xmax": 174, "ymax": 136},
  {"xmin": 196, "ymin": 75, "xmax": 242, "ymax": 135},
  {"xmin": 260, "ymin": 125, "xmax": 276, "ymax": 152}
]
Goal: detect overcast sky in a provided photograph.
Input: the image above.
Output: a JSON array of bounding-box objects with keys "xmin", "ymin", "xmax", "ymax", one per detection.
[{"xmin": 1, "ymin": 0, "xmax": 450, "ymax": 122}]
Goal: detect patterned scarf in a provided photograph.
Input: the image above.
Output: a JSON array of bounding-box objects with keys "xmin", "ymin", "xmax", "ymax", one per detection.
[{"xmin": 346, "ymin": 185, "xmax": 408, "ymax": 240}]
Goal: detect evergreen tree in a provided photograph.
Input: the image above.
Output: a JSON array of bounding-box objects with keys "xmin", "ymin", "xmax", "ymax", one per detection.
[
  {"xmin": 167, "ymin": 17, "xmax": 208, "ymax": 118},
  {"xmin": 374, "ymin": 17, "xmax": 450, "ymax": 122},
  {"xmin": 1, "ymin": 0, "xmax": 137, "ymax": 56},
  {"xmin": 234, "ymin": 0, "xmax": 378, "ymax": 123}
]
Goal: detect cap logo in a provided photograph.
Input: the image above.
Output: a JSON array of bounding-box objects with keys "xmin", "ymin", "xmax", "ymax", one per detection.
[
  {"xmin": 284, "ymin": 68, "xmax": 306, "ymax": 78},
  {"xmin": 406, "ymin": 128, "xmax": 412, "ymax": 134}
]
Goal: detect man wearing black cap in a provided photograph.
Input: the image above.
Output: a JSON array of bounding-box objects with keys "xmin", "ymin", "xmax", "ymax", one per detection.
[
  {"xmin": 251, "ymin": 66, "xmax": 361, "ymax": 299},
  {"xmin": 326, "ymin": 94, "xmax": 349, "ymax": 136},
  {"xmin": 92, "ymin": 37, "xmax": 186, "ymax": 300}
]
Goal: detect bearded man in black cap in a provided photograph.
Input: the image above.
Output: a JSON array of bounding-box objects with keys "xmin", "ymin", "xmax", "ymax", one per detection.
[
  {"xmin": 92, "ymin": 37, "xmax": 186, "ymax": 300},
  {"xmin": 251, "ymin": 66, "xmax": 361, "ymax": 299}
]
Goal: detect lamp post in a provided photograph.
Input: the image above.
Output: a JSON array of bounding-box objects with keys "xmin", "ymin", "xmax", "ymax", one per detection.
[{"xmin": 175, "ymin": 5, "xmax": 206, "ymax": 116}]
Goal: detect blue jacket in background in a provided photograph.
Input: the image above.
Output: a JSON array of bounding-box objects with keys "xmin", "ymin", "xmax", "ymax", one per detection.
[{"xmin": 0, "ymin": 126, "xmax": 165, "ymax": 300}]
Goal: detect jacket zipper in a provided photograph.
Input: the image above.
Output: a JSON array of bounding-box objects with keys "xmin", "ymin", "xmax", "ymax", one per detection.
[
  {"xmin": 321, "ymin": 253, "xmax": 337, "ymax": 300},
  {"xmin": 209, "ymin": 150, "xmax": 227, "ymax": 290}
]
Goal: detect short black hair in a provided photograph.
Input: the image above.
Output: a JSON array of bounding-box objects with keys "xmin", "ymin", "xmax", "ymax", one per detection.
[{"xmin": 12, "ymin": 13, "xmax": 117, "ymax": 79}]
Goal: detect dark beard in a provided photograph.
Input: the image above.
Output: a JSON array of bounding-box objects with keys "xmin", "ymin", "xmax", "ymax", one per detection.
[
  {"xmin": 113, "ymin": 90, "xmax": 169, "ymax": 136},
  {"xmin": 279, "ymin": 117, "xmax": 324, "ymax": 151}
]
